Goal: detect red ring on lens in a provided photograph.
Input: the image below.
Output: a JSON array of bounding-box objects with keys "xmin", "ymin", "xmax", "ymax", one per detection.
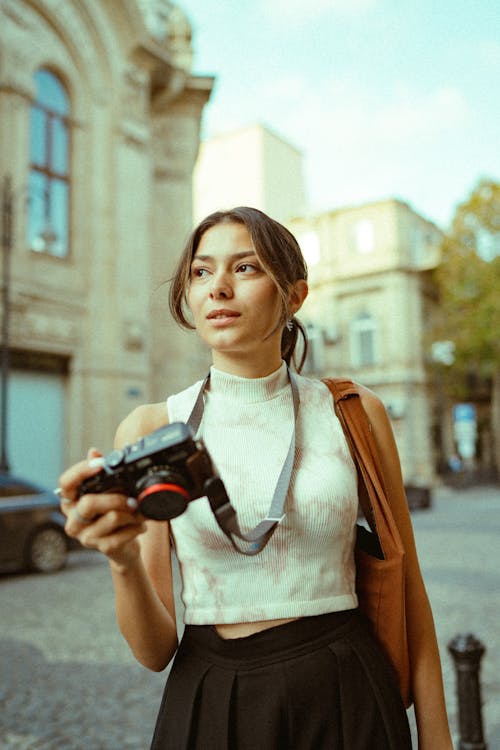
[{"xmin": 138, "ymin": 483, "xmax": 190, "ymax": 502}]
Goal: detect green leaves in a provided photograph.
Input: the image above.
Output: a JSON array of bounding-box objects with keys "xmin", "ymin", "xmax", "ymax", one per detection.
[{"xmin": 433, "ymin": 179, "xmax": 500, "ymax": 380}]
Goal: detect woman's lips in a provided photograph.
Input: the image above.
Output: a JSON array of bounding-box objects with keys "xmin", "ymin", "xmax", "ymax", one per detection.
[{"xmin": 206, "ymin": 309, "xmax": 241, "ymax": 327}]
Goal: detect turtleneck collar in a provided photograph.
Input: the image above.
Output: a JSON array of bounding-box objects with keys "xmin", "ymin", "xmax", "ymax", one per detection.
[{"xmin": 208, "ymin": 361, "xmax": 290, "ymax": 403}]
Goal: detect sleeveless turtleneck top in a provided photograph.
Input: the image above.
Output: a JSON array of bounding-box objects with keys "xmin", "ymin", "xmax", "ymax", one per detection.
[{"xmin": 167, "ymin": 362, "xmax": 359, "ymax": 624}]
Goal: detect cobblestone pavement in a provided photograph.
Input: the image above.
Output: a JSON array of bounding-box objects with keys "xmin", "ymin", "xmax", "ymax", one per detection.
[{"xmin": 0, "ymin": 483, "xmax": 499, "ymax": 749}]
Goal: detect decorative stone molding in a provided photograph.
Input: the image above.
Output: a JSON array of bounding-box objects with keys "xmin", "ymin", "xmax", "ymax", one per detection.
[
  {"xmin": 39, "ymin": 0, "xmax": 101, "ymax": 72},
  {"xmin": 11, "ymin": 308, "xmax": 81, "ymax": 348},
  {"xmin": 122, "ymin": 63, "xmax": 150, "ymax": 122},
  {"xmin": 118, "ymin": 118, "xmax": 151, "ymax": 147},
  {"xmin": 118, "ymin": 63, "xmax": 152, "ymax": 146},
  {"xmin": 165, "ymin": 5, "xmax": 193, "ymax": 72},
  {"xmin": 136, "ymin": 0, "xmax": 193, "ymax": 72},
  {"xmin": 152, "ymin": 111, "xmax": 199, "ymax": 180},
  {"xmin": 1, "ymin": 0, "xmax": 34, "ymax": 31},
  {"xmin": 137, "ymin": 0, "xmax": 173, "ymax": 42},
  {"xmin": 150, "ymin": 74, "xmax": 213, "ymax": 180},
  {"xmin": 0, "ymin": 40, "xmax": 35, "ymax": 100}
]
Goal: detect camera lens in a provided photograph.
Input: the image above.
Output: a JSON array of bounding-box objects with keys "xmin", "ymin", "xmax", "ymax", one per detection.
[{"xmin": 137, "ymin": 471, "xmax": 190, "ymax": 520}]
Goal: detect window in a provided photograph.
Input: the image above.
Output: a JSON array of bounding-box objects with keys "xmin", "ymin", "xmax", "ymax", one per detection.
[
  {"xmin": 350, "ymin": 312, "xmax": 377, "ymax": 367},
  {"xmin": 28, "ymin": 69, "xmax": 70, "ymax": 257},
  {"xmin": 351, "ymin": 219, "xmax": 375, "ymax": 254},
  {"xmin": 298, "ymin": 231, "xmax": 321, "ymax": 266}
]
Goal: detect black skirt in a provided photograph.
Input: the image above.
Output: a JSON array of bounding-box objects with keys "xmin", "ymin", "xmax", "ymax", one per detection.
[{"xmin": 150, "ymin": 609, "xmax": 412, "ymax": 750}]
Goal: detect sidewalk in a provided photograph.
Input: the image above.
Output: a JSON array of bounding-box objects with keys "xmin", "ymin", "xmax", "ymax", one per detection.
[{"xmin": 409, "ymin": 483, "xmax": 500, "ymax": 747}]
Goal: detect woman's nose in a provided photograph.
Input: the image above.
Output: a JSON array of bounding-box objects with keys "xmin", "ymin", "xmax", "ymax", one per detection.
[{"xmin": 209, "ymin": 273, "xmax": 233, "ymax": 299}]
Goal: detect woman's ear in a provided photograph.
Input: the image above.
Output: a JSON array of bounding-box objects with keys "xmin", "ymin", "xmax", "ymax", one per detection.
[{"xmin": 289, "ymin": 279, "xmax": 308, "ymax": 314}]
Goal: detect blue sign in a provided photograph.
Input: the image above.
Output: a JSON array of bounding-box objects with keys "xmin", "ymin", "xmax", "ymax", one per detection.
[{"xmin": 453, "ymin": 403, "xmax": 476, "ymax": 422}]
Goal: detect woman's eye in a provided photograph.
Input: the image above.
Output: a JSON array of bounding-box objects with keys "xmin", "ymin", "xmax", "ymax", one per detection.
[
  {"xmin": 191, "ymin": 267, "xmax": 209, "ymax": 278},
  {"xmin": 236, "ymin": 263, "xmax": 258, "ymax": 273}
]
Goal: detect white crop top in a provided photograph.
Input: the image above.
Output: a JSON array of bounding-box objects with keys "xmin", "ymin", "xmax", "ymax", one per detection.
[{"xmin": 167, "ymin": 362, "xmax": 359, "ymax": 624}]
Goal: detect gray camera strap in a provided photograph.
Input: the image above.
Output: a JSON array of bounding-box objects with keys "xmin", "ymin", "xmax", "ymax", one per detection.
[{"xmin": 186, "ymin": 367, "xmax": 300, "ymax": 556}]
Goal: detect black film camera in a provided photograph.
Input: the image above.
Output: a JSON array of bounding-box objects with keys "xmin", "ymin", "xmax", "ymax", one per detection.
[{"xmin": 78, "ymin": 422, "xmax": 215, "ymax": 520}]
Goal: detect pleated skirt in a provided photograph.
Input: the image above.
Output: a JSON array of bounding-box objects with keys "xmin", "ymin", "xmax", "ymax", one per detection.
[{"xmin": 150, "ymin": 609, "xmax": 412, "ymax": 750}]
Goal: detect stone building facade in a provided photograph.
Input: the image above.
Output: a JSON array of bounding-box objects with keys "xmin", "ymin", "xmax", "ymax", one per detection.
[
  {"xmin": 288, "ymin": 199, "xmax": 443, "ymax": 487},
  {"xmin": 0, "ymin": 0, "xmax": 213, "ymax": 486}
]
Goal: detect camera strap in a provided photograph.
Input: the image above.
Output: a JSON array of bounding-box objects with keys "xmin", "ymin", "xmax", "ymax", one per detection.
[{"xmin": 186, "ymin": 367, "xmax": 300, "ymax": 556}]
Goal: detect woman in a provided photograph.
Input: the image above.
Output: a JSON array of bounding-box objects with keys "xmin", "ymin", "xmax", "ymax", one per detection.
[{"xmin": 59, "ymin": 207, "xmax": 453, "ymax": 749}]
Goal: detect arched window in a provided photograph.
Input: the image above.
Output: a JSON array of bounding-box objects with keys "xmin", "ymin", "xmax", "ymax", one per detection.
[
  {"xmin": 350, "ymin": 311, "xmax": 377, "ymax": 367},
  {"xmin": 28, "ymin": 69, "xmax": 70, "ymax": 257}
]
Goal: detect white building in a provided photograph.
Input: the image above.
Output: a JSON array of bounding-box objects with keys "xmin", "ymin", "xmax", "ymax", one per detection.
[
  {"xmin": 193, "ymin": 124, "xmax": 306, "ymax": 224},
  {"xmin": 289, "ymin": 199, "xmax": 443, "ymax": 487}
]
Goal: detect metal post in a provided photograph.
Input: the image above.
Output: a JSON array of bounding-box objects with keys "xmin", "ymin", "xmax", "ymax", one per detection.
[
  {"xmin": 1, "ymin": 174, "xmax": 12, "ymax": 472},
  {"xmin": 448, "ymin": 633, "xmax": 487, "ymax": 750}
]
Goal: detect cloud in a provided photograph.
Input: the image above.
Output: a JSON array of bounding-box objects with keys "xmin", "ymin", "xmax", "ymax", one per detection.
[
  {"xmin": 479, "ymin": 39, "xmax": 500, "ymax": 68},
  {"xmin": 369, "ymin": 86, "xmax": 472, "ymax": 143},
  {"xmin": 258, "ymin": 0, "xmax": 379, "ymax": 24},
  {"xmin": 254, "ymin": 75, "xmax": 472, "ymax": 149}
]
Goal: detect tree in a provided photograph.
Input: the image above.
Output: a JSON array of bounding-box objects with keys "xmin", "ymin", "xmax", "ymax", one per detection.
[{"xmin": 432, "ymin": 178, "xmax": 500, "ymax": 474}]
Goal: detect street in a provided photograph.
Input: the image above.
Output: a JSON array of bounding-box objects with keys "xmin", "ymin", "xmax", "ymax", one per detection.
[{"xmin": 0, "ymin": 483, "xmax": 499, "ymax": 749}]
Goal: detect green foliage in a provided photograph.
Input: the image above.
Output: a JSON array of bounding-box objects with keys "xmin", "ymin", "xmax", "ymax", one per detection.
[{"xmin": 433, "ymin": 179, "xmax": 500, "ymax": 384}]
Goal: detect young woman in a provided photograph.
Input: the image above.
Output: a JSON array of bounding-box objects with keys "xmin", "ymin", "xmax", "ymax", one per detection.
[{"xmin": 59, "ymin": 207, "xmax": 453, "ymax": 749}]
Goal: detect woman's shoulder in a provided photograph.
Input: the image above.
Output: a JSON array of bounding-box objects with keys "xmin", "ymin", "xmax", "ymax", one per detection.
[
  {"xmin": 356, "ymin": 383, "xmax": 387, "ymax": 422},
  {"xmin": 306, "ymin": 374, "xmax": 389, "ymax": 431},
  {"xmin": 114, "ymin": 402, "xmax": 168, "ymax": 449}
]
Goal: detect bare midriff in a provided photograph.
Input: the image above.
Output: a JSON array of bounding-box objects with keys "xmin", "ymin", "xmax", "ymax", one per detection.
[{"xmin": 214, "ymin": 616, "xmax": 299, "ymax": 639}]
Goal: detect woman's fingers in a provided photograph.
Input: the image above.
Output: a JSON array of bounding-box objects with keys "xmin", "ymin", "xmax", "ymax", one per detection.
[
  {"xmin": 64, "ymin": 493, "xmax": 139, "ymax": 535},
  {"xmin": 57, "ymin": 455, "xmax": 107, "ymax": 509},
  {"xmin": 57, "ymin": 450, "xmax": 148, "ymax": 565},
  {"xmin": 74, "ymin": 509, "xmax": 148, "ymax": 561},
  {"xmin": 87, "ymin": 447, "xmax": 103, "ymax": 460},
  {"xmin": 77, "ymin": 507, "xmax": 145, "ymax": 543}
]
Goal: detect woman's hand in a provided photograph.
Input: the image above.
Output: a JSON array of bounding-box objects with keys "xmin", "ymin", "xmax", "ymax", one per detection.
[{"xmin": 57, "ymin": 448, "xmax": 147, "ymax": 570}]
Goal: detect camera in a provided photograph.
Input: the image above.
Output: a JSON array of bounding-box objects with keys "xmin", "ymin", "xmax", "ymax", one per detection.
[{"xmin": 77, "ymin": 422, "xmax": 215, "ymax": 520}]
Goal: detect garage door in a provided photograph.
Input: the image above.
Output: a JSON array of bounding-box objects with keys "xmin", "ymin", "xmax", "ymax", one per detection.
[{"xmin": 8, "ymin": 368, "xmax": 65, "ymax": 489}]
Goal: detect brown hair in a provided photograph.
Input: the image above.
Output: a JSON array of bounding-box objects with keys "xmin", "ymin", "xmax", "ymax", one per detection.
[{"xmin": 169, "ymin": 206, "xmax": 309, "ymax": 371}]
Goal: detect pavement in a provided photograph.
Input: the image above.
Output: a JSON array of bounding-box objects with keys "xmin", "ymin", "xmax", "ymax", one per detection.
[
  {"xmin": 408, "ymin": 483, "xmax": 500, "ymax": 748},
  {"xmin": 0, "ymin": 482, "xmax": 498, "ymax": 749}
]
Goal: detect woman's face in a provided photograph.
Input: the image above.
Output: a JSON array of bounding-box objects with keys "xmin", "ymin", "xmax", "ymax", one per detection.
[{"xmin": 187, "ymin": 222, "xmax": 288, "ymax": 376}]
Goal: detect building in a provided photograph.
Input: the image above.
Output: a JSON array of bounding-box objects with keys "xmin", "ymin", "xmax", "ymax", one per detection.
[
  {"xmin": 288, "ymin": 199, "xmax": 443, "ymax": 487},
  {"xmin": 0, "ymin": 0, "xmax": 213, "ymax": 486},
  {"xmin": 193, "ymin": 124, "xmax": 306, "ymax": 224}
]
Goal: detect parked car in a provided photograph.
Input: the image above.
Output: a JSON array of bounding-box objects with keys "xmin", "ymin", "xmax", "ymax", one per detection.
[{"xmin": 0, "ymin": 472, "xmax": 72, "ymax": 574}]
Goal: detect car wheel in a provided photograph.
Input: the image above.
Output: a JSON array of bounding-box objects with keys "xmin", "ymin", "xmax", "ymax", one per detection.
[{"xmin": 26, "ymin": 526, "xmax": 68, "ymax": 573}]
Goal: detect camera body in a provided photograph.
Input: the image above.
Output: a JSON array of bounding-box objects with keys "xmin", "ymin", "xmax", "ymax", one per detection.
[{"xmin": 78, "ymin": 422, "xmax": 214, "ymax": 520}]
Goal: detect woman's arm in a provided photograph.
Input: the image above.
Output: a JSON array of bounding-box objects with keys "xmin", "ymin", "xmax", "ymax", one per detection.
[
  {"xmin": 360, "ymin": 386, "xmax": 453, "ymax": 750},
  {"xmin": 59, "ymin": 403, "xmax": 178, "ymax": 672}
]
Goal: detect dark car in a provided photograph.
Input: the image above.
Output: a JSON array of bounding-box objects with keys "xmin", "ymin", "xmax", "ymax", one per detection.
[{"xmin": 0, "ymin": 472, "xmax": 72, "ymax": 574}]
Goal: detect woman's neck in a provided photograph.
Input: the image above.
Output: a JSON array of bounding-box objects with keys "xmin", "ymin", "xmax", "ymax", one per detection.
[{"xmin": 211, "ymin": 350, "xmax": 283, "ymax": 379}]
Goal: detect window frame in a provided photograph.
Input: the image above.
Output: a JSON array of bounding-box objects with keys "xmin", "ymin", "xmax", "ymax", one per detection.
[
  {"xmin": 350, "ymin": 311, "xmax": 378, "ymax": 368},
  {"xmin": 28, "ymin": 68, "xmax": 71, "ymax": 258}
]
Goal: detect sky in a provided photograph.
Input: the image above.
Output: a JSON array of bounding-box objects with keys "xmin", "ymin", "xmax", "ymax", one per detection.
[{"xmin": 179, "ymin": 0, "xmax": 500, "ymax": 230}]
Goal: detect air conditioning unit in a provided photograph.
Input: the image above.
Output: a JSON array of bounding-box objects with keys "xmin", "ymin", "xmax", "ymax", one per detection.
[
  {"xmin": 323, "ymin": 326, "xmax": 341, "ymax": 346},
  {"xmin": 385, "ymin": 399, "xmax": 406, "ymax": 419}
]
